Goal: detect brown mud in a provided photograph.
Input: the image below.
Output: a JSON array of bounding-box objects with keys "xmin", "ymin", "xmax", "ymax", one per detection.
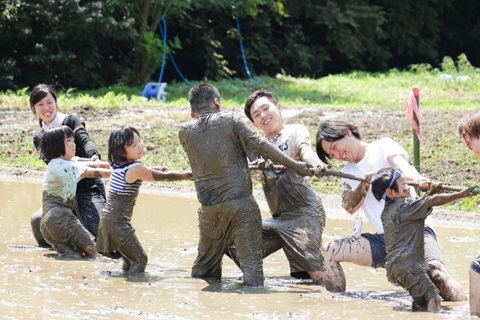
[{"xmin": 0, "ymin": 106, "xmax": 478, "ymax": 227}]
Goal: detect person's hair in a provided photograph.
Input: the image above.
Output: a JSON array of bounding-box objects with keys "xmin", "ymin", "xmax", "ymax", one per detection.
[
  {"xmin": 315, "ymin": 120, "xmax": 361, "ymax": 163},
  {"xmin": 30, "ymin": 84, "xmax": 58, "ymax": 113},
  {"xmin": 244, "ymin": 89, "xmax": 279, "ymax": 122},
  {"xmin": 371, "ymin": 168, "xmax": 400, "ymax": 201},
  {"xmin": 108, "ymin": 126, "xmax": 141, "ymax": 166},
  {"xmin": 188, "ymin": 83, "xmax": 221, "ymax": 114},
  {"xmin": 458, "ymin": 110, "xmax": 480, "ymax": 139},
  {"xmin": 39, "ymin": 125, "xmax": 74, "ymax": 161}
]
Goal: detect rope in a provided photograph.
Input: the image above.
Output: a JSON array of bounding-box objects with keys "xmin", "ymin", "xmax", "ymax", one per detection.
[
  {"xmin": 158, "ymin": 16, "xmax": 192, "ymax": 86},
  {"xmin": 248, "ymin": 163, "xmax": 480, "ymax": 195}
]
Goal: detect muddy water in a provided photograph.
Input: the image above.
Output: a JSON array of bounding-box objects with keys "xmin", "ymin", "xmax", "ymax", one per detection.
[{"xmin": 0, "ymin": 179, "xmax": 478, "ymax": 319}]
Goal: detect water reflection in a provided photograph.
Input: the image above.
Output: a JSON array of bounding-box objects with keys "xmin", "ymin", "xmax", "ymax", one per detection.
[{"xmin": 0, "ymin": 179, "xmax": 478, "ymax": 319}]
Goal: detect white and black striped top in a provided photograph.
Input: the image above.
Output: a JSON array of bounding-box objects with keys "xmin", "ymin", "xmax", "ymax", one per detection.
[{"xmin": 109, "ymin": 162, "xmax": 142, "ymax": 195}]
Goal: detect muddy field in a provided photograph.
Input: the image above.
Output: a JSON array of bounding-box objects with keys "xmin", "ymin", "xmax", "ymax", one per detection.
[{"xmin": 0, "ymin": 105, "xmax": 478, "ymax": 225}]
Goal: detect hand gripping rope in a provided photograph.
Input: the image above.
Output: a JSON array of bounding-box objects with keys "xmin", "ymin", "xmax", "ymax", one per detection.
[{"xmin": 248, "ymin": 162, "xmax": 480, "ymax": 195}]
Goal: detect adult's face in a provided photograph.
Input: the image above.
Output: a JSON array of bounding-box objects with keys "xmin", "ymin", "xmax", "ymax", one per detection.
[
  {"xmin": 32, "ymin": 92, "xmax": 58, "ymax": 125},
  {"xmin": 249, "ymin": 96, "xmax": 283, "ymax": 138},
  {"xmin": 462, "ymin": 131, "xmax": 480, "ymax": 156},
  {"xmin": 320, "ymin": 130, "xmax": 361, "ymax": 163}
]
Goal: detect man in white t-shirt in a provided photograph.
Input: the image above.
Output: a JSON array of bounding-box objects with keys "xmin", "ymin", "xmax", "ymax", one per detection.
[{"xmin": 315, "ymin": 119, "xmax": 466, "ymax": 301}]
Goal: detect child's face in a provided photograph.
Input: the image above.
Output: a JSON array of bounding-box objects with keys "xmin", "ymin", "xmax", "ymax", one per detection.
[
  {"xmin": 250, "ymin": 96, "xmax": 283, "ymax": 138},
  {"xmin": 124, "ymin": 133, "xmax": 144, "ymax": 162},
  {"xmin": 389, "ymin": 175, "xmax": 411, "ymax": 199},
  {"xmin": 33, "ymin": 92, "xmax": 57, "ymax": 125},
  {"xmin": 62, "ymin": 136, "xmax": 76, "ymax": 160}
]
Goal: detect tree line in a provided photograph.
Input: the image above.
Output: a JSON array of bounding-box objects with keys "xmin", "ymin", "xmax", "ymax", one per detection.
[{"xmin": 1, "ymin": 0, "xmax": 479, "ymax": 91}]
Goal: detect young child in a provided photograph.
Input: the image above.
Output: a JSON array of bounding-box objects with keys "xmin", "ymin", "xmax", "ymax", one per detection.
[
  {"xmin": 370, "ymin": 167, "xmax": 475, "ymax": 312},
  {"xmin": 39, "ymin": 126, "xmax": 111, "ymax": 259},
  {"xmin": 96, "ymin": 126, "xmax": 192, "ymax": 279}
]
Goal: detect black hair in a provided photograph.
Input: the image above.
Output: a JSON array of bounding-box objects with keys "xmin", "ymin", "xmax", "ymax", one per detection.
[
  {"xmin": 244, "ymin": 89, "xmax": 279, "ymax": 122},
  {"xmin": 371, "ymin": 168, "xmax": 400, "ymax": 201},
  {"xmin": 108, "ymin": 126, "xmax": 141, "ymax": 166},
  {"xmin": 315, "ymin": 120, "xmax": 361, "ymax": 163},
  {"xmin": 39, "ymin": 126, "xmax": 74, "ymax": 161},
  {"xmin": 188, "ymin": 83, "xmax": 221, "ymax": 114},
  {"xmin": 30, "ymin": 84, "xmax": 58, "ymax": 112}
]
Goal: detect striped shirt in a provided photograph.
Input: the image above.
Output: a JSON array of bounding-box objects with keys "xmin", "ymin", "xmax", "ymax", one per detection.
[{"xmin": 109, "ymin": 162, "xmax": 142, "ymax": 195}]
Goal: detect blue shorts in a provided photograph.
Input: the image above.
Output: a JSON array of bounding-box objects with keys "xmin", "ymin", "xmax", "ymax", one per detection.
[{"xmin": 362, "ymin": 226, "xmax": 443, "ymax": 268}]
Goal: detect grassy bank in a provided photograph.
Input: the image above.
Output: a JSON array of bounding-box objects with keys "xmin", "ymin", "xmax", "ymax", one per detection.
[{"xmin": 1, "ymin": 65, "xmax": 480, "ymax": 211}]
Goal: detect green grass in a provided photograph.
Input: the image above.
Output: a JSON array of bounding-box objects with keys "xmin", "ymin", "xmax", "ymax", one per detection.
[{"xmin": 2, "ymin": 62, "xmax": 480, "ymax": 211}]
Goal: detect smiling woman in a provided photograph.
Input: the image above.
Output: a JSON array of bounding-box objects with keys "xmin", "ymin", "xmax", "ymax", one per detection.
[{"xmin": 29, "ymin": 84, "xmax": 107, "ymax": 247}]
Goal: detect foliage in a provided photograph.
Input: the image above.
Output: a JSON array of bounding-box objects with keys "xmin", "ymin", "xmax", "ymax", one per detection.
[{"xmin": 1, "ymin": 0, "xmax": 479, "ymax": 90}]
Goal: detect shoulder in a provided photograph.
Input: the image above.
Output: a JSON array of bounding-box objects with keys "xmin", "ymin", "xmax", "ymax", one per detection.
[{"xmin": 64, "ymin": 114, "xmax": 84, "ymax": 129}]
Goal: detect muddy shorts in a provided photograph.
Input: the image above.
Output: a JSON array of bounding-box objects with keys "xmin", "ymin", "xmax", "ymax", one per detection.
[
  {"xmin": 192, "ymin": 195, "xmax": 264, "ymax": 286},
  {"xmin": 363, "ymin": 226, "xmax": 443, "ymax": 268},
  {"xmin": 41, "ymin": 194, "xmax": 95, "ymax": 256},
  {"xmin": 263, "ymin": 207, "xmax": 324, "ymax": 273},
  {"xmin": 390, "ymin": 269, "xmax": 441, "ymax": 309},
  {"xmin": 471, "ymin": 257, "xmax": 480, "ymax": 274},
  {"xmin": 423, "ymin": 226, "xmax": 443, "ymax": 264}
]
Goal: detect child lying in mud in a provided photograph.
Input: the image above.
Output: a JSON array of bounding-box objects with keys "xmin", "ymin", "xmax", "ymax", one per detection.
[
  {"xmin": 96, "ymin": 126, "xmax": 192, "ymax": 280},
  {"xmin": 39, "ymin": 126, "xmax": 111, "ymax": 259},
  {"xmin": 370, "ymin": 167, "xmax": 475, "ymax": 312}
]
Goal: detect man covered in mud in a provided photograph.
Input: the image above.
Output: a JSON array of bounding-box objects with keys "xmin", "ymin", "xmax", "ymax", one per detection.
[
  {"xmin": 370, "ymin": 167, "xmax": 475, "ymax": 312},
  {"xmin": 179, "ymin": 83, "xmax": 315, "ymax": 286},
  {"xmin": 239, "ymin": 89, "xmax": 326, "ymax": 284},
  {"xmin": 315, "ymin": 119, "xmax": 467, "ymax": 300}
]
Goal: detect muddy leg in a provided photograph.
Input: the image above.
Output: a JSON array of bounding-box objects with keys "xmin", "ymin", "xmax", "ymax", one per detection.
[
  {"xmin": 426, "ymin": 296, "xmax": 442, "ymax": 313},
  {"xmin": 469, "ymin": 262, "xmax": 480, "ymax": 316},
  {"xmin": 425, "ymin": 260, "xmax": 466, "ymax": 301},
  {"xmin": 321, "ymin": 236, "xmax": 373, "ymax": 292},
  {"xmin": 84, "ymin": 244, "xmax": 101, "ymax": 259},
  {"xmin": 31, "ymin": 208, "xmax": 50, "ymax": 247}
]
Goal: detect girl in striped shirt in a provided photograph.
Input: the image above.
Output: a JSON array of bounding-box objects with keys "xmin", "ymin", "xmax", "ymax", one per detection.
[{"xmin": 96, "ymin": 126, "xmax": 192, "ymax": 279}]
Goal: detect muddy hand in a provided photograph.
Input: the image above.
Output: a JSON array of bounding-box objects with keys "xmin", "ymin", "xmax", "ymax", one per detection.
[
  {"xmin": 313, "ymin": 164, "xmax": 327, "ymax": 177},
  {"xmin": 294, "ymin": 161, "xmax": 314, "ymax": 176},
  {"xmin": 463, "ymin": 186, "xmax": 477, "ymax": 197},
  {"xmin": 416, "ymin": 178, "xmax": 432, "ymax": 193},
  {"xmin": 427, "ymin": 182, "xmax": 442, "ymax": 196}
]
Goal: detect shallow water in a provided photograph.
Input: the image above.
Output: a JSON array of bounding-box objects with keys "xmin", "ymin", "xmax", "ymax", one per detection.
[{"xmin": 1, "ymin": 179, "xmax": 478, "ymax": 319}]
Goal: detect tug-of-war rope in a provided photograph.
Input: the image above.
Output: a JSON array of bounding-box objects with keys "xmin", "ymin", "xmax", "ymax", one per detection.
[{"xmin": 248, "ymin": 162, "xmax": 480, "ymax": 195}]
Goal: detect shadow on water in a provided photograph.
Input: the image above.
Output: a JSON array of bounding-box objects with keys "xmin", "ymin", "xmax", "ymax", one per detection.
[{"xmin": 1, "ymin": 179, "xmax": 477, "ymax": 319}]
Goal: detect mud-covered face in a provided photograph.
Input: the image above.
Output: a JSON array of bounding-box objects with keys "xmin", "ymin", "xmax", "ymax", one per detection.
[{"xmin": 389, "ymin": 175, "xmax": 411, "ymax": 199}]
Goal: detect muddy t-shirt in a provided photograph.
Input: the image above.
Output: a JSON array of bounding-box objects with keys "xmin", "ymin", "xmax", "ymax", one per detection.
[
  {"xmin": 43, "ymin": 157, "xmax": 86, "ymax": 202},
  {"xmin": 261, "ymin": 124, "xmax": 320, "ymax": 216},
  {"xmin": 179, "ymin": 111, "xmax": 265, "ymax": 206},
  {"xmin": 382, "ymin": 197, "xmax": 432, "ymax": 278}
]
